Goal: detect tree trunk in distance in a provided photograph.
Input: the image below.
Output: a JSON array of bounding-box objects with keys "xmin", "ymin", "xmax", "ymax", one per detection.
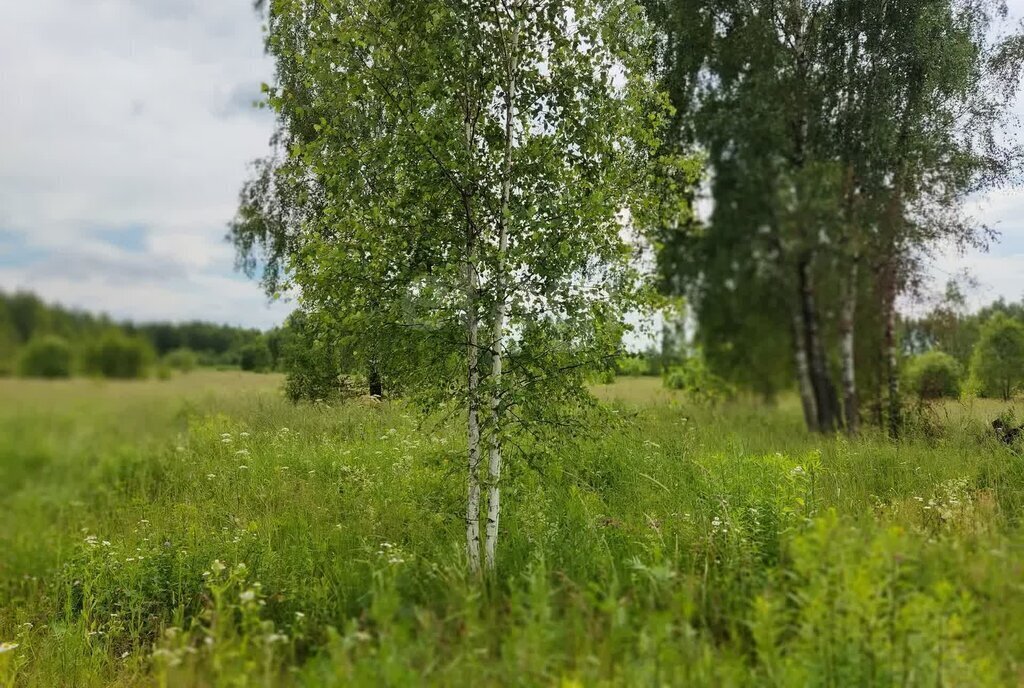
[
  {"xmin": 798, "ymin": 257, "xmax": 840, "ymax": 432},
  {"xmin": 882, "ymin": 263, "xmax": 902, "ymax": 439},
  {"xmin": 792, "ymin": 307, "xmax": 820, "ymax": 433},
  {"xmin": 839, "ymin": 258, "xmax": 859, "ymax": 434},
  {"xmin": 368, "ymin": 363, "xmax": 383, "ymax": 398}
]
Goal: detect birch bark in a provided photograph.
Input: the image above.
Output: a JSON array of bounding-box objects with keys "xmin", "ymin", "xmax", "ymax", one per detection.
[{"xmin": 485, "ymin": 16, "xmax": 519, "ymax": 572}]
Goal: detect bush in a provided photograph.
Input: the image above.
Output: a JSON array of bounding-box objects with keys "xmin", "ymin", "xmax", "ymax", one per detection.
[
  {"xmin": 84, "ymin": 332, "xmax": 154, "ymax": 379},
  {"xmin": 164, "ymin": 347, "xmax": 199, "ymax": 373},
  {"xmin": 969, "ymin": 313, "xmax": 1024, "ymax": 400},
  {"xmin": 239, "ymin": 341, "xmax": 273, "ymax": 373},
  {"xmin": 18, "ymin": 335, "xmax": 73, "ymax": 378},
  {"xmin": 905, "ymin": 350, "xmax": 962, "ymax": 400},
  {"xmin": 616, "ymin": 355, "xmax": 649, "ymax": 377},
  {"xmin": 278, "ymin": 313, "xmax": 349, "ymax": 401},
  {"xmin": 663, "ymin": 353, "xmax": 734, "ymax": 405}
]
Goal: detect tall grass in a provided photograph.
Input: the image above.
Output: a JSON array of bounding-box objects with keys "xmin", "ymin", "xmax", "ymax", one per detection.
[{"xmin": 1, "ymin": 374, "xmax": 1023, "ymax": 685}]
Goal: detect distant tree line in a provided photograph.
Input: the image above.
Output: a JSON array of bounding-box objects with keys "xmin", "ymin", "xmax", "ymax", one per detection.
[{"xmin": 0, "ymin": 290, "xmax": 279, "ymax": 378}]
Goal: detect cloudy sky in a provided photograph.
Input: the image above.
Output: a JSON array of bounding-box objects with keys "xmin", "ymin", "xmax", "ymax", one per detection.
[{"xmin": 1, "ymin": 1, "xmax": 1022, "ymax": 330}]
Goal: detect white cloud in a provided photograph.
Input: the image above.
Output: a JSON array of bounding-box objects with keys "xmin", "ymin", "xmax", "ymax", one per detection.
[{"xmin": 0, "ymin": 0, "xmax": 282, "ymax": 327}]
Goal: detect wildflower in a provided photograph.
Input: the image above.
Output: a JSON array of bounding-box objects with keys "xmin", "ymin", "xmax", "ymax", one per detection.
[
  {"xmin": 0, "ymin": 642, "xmax": 18, "ymax": 654},
  {"xmin": 211, "ymin": 560, "xmax": 226, "ymax": 573},
  {"xmin": 239, "ymin": 465, "xmax": 249, "ymax": 470},
  {"xmin": 240, "ymin": 432, "xmax": 250, "ymax": 438},
  {"xmin": 221, "ymin": 437, "xmax": 233, "ymax": 444},
  {"xmin": 236, "ymin": 449, "xmax": 250, "ymax": 457},
  {"xmin": 790, "ymin": 465, "xmax": 806, "ymax": 476},
  {"xmin": 295, "ymin": 612, "xmax": 305, "ymax": 620},
  {"xmin": 240, "ymin": 589, "xmax": 256, "ymax": 603}
]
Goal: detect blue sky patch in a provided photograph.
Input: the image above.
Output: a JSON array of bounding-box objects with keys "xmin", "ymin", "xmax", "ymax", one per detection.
[{"xmin": 89, "ymin": 225, "xmax": 149, "ymax": 253}]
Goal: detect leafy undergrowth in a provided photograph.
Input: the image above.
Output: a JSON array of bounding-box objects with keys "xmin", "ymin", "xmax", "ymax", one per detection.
[{"xmin": 2, "ymin": 375, "xmax": 1023, "ymax": 686}]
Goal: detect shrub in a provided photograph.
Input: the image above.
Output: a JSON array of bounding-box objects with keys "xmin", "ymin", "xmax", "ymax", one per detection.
[
  {"xmin": 969, "ymin": 313, "xmax": 1024, "ymax": 400},
  {"xmin": 84, "ymin": 332, "xmax": 154, "ymax": 379},
  {"xmin": 905, "ymin": 350, "xmax": 962, "ymax": 400},
  {"xmin": 18, "ymin": 335, "xmax": 73, "ymax": 378},
  {"xmin": 164, "ymin": 347, "xmax": 199, "ymax": 373},
  {"xmin": 616, "ymin": 355, "xmax": 649, "ymax": 377},
  {"xmin": 663, "ymin": 353, "xmax": 734, "ymax": 404},
  {"xmin": 278, "ymin": 314, "xmax": 349, "ymax": 401},
  {"xmin": 239, "ymin": 341, "xmax": 273, "ymax": 373}
]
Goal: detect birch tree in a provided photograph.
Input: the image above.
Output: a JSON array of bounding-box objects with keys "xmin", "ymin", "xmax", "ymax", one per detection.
[
  {"xmin": 251, "ymin": 0, "xmax": 676, "ymax": 572},
  {"xmin": 646, "ymin": 0, "xmax": 1023, "ymax": 435}
]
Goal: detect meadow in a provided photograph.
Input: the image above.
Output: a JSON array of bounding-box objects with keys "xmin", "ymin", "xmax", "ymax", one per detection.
[{"xmin": 2, "ymin": 372, "xmax": 1024, "ymax": 686}]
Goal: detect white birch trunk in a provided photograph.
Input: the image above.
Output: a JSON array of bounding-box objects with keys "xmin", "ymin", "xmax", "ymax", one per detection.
[
  {"xmin": 466, "ymin": 249, "xmax": 482, "ymax": 575},
  {"xmin": 463, "ymin": 110, "xmax": 482, "ymax": 574},
  {"xmin": 839, "ymin": 258, "xmax": 859, "ymax": 434},
  {"xmin": 484, "ymin": 18, "xmax": 518, "ymax": 572}
]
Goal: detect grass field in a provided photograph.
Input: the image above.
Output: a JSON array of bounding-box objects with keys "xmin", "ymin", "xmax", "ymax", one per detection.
[{"xmin": 2, "ymin": 372, "xmax": 1024, "ymax": 686}]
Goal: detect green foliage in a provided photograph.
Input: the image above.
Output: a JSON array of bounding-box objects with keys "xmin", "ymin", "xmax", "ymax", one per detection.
[
  {"xmin": 83, "ymin": 332, "xmax": 154, "ymax": 379},
  {"xmin": 616, "ymin": 355, "xmax": 650, "ymax": 377},
  {"xmin": 17, "ymin": 335, "xmax": 73, "ymax": 379},
  {"xmin": 164, "ymin": 347, "xmax": 199, "ymax": 373},
  {"xmin": 663, "ymin": 353, "xmax": 735, "ymax": 404},
  {"xmin": 241, "ymin": 0, "xmax": 682, "ymax": 423},
  {"xmin": 905, "ymin": 350, "xmax": 962, "ymax": 400},
  {"xmin": 279, "ymin": 312, "xmax": 347, "ymax": 402},
  {"xmin": 970, "ymin": 313, "xmax": 1024, "ymax": 400},
  {"xmin": 238, "ymin": 340, "xmax": 272, "ymax": 373}
]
